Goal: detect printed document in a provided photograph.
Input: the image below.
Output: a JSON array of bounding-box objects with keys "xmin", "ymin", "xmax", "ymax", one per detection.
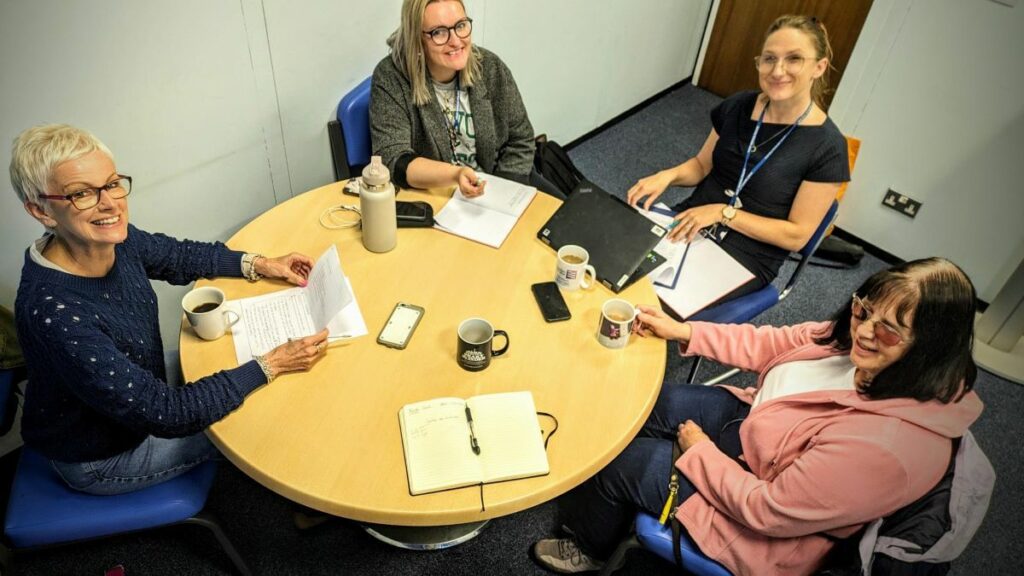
[
  {"xmin": 226, "ymin": 244, "xmax": 367, "ymax": 364},
  {"xmin": 433, "ymin": 172, "xmax": 537, "ymax": 248},
  {"xmin": 637, "ymin": 204, "xmax": 754, "ymax": 319}
]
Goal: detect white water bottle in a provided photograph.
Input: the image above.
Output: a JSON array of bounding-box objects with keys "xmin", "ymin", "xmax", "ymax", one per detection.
[{"xmin": 359, "ymin": 155, "xmax": 397, "ymax": 253}]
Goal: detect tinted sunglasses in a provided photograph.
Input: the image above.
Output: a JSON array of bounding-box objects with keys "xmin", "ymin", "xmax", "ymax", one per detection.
[{"xmin": 851, "ymin": 294, "xmax": 912, "ymax": 347}]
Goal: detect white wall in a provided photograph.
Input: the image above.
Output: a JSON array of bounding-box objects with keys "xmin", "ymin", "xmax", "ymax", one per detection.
[
  {"xmin": 829, "ymin": 0, "xmax": 1024, "ymax": 302},
  {"xmin": 0, "ymin": 1, "xmax": 707, "ymax": 346}
]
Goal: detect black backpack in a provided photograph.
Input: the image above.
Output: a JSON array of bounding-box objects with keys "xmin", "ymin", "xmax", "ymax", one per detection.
[{"xmin": 534, "ymin": 138, "xmax": 586, "ymax": 198}]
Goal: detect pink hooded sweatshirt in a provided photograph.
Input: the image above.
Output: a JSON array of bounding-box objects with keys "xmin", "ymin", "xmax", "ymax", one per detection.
[{"xmin": 674, "ymin": 321, "xmax": 983, "ymax": 576}]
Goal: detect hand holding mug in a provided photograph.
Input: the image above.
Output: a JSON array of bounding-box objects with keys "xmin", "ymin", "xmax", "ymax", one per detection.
[{"xmin": 634, "ymin": 304, "xmax": 691, "ymax": 343}]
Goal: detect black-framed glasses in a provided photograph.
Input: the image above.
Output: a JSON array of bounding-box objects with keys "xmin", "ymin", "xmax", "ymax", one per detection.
[
  {"xmin": 38, "ymin": 176, "xmax": 132, "ymax": 210},
  {"xmin": 851, "ymin": 294, "xmax": 912, "ymax": 347},
  {"xmin": 422, "ymin": 18, "xmax": 472, "ymax": 45},
  {"xmin": 754, "ymin": 54, "xmax": 809, "ymax": 74}
]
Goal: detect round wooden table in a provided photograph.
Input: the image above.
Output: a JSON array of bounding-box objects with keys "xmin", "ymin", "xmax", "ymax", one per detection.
[{"xmin": 179, "ymin": 181, "xmax": 666, "ymax": 539}]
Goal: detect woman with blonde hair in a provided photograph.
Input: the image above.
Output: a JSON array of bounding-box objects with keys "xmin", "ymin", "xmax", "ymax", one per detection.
[
  {"xmin": 11, "ymin": 124, "xmax": 327, "ymax": 495},
  {"xmin": 628, "ymin": 15, "xmax": 850, "ymax": 302},
  {"xmin": 371, "ymin": 0, "xmax": 557, "ymax": 198}
]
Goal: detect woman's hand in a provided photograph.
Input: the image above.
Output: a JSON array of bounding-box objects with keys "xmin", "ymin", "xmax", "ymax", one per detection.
[
  {"xmin": 677, "ymin": 420, "xmax": 711, "ymax": 453},
  {"xmin": 255, "ymin": 253, "xmax": 314, "ymax": 287},
  {"xmin": 627, "ymin": 170, "xmax": 674, "ymax": 210},
  {"xmin": 667, "ymin": 203, "xmax": 725, "ymax": 243},
  {"xmin": 457, "ymin": 166, "xmax": 486, "ymax": 198},
  {"xmin": 634, "ymin": 305, "xmax": 691, "ymax": 343},
  {"xmin": 262, "ymin": 329, "xmax": 329, "ymax": 379}
]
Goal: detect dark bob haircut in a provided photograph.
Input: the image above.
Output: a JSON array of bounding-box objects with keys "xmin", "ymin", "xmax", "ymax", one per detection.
[{"xmin": 813, "ymin": 257, "xmax": 977, "ymax": 403}]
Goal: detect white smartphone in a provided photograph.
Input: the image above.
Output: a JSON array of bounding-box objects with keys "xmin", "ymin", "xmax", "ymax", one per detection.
[{"xmin": 377, "ymin": 302, "xmax": 425, "ymax": 349}]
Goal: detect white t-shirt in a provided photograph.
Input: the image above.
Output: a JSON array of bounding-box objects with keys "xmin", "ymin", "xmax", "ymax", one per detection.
[
  {"xmin": 433, "ymin": 78, "xmax": 478, "ymax": 169},
  {"xmin": 753, "ymin": 355, "xmax": 856, "ymax": 409},
  {"xmin": 28, "ymin": 233, "xmax": 69, "ymax": 273}
]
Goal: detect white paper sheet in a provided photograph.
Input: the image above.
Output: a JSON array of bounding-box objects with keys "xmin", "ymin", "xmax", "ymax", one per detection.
[
  {"xmin": 433, "ymin": 172, "xmax": 537, "ymax": 248},
  {"xmin": 227, "ymin": 245, "xmax": 367, "ymax": 364},
  {"xmin": 636, "ymin": 204, "xmax": 755, "ymax": 319}
]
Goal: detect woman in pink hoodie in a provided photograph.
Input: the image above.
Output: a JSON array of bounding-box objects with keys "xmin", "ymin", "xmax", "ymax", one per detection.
[{"xmin": 533, "ymin": 258, "xmax": 983, "ymax": 575}]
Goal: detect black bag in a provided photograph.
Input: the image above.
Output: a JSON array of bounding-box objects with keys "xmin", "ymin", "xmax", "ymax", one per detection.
[{"xmin": 534, "ymin": 139, "xmax": 586, "ymax": 198}]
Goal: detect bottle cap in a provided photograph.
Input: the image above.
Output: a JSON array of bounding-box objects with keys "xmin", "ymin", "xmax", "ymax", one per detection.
[{"xmin": 362, "ymin": 156, "xmax": 391, "ymax": 187}]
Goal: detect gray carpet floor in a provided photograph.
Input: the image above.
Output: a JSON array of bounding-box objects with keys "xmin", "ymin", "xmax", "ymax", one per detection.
[{"xmin": 9, "ymin": 84, "xmax": 1022, "ymax": 576}]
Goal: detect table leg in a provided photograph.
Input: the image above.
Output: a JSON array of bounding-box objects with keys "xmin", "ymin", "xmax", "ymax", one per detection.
[{"xmin": 361, "ymin": 520, "xmax": 490, "ymax": 550}]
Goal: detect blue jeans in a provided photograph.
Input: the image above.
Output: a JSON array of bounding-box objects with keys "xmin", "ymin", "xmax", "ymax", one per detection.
[
  {"xmin": 557, "ymin": 385, "xmax": 750, "ymax": 558},
  {"xmin": 50, "ymin": 432, "xmax": 219, "ymax": 496}
]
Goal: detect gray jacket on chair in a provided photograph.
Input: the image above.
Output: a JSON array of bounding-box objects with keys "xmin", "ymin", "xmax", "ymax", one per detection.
[{"xmin": 370, "ymin": 46, "xmax": 535, "ymax": 189}]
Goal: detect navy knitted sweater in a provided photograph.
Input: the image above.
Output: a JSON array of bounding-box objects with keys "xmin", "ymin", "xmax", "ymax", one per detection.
[{"xmin": 15, "ymin": 225, "xmax": 267, "ymax": 462}]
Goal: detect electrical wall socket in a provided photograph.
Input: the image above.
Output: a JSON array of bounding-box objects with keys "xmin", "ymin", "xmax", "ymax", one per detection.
[{"xmin": 882, "ymin": 189, "xmax": 922, "ymax": 218}]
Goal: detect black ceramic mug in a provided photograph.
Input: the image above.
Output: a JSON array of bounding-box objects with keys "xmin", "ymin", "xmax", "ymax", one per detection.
[{"xmin": 457, "ymin": 318, "xmax": 509, "ymax": 371}]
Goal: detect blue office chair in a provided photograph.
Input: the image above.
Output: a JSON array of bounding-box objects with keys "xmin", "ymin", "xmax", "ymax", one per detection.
[
  {"xmin": 599, "ymin": 512, "xmax": 731, "ymax": 576},
  {"xmin": 685, "ymin": 200, "xmax": 840, "ymax": 385},
  {"xmin": 328, "ymin": 76, "xmax": 373, "ymax": 181},
  {"xmin": 3, "ymin": 443, "xmax": 251, "ymax": 575}
]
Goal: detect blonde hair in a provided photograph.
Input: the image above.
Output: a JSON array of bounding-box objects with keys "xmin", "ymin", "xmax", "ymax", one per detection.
[
  {"xmin": 387, "ymin": 0, "xmax": 482, "ymax": 106},
  {"xmin": 10, "ymin": 124, "xmax": 113, "ymax": 205},
  {"xmin": 764, "ymin": 14, "xmax": 836, "ymax": 108}
]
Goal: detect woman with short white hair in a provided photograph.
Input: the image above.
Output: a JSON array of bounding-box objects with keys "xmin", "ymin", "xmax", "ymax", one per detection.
[{"xmin": 11, "ymin": 124, "xmax": 327, "ymax": 495}]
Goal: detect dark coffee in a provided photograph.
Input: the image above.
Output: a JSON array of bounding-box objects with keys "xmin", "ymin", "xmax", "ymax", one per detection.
[{"xmin": 192, "ymin": 302, "xmax": 220, "ymax": 314}]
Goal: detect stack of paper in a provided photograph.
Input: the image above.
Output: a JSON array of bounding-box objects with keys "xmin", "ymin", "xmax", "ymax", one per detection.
[
  {"xmin": 638, "ymin": 204, "xmax": 754, "ymax": 319},
  {"xmin": 433, "ymin": 172, "xmax": 537, "ymax": 248},
  {"xmin": 226, "ymin": 244, "xmax": 367, "ymax": 364}
]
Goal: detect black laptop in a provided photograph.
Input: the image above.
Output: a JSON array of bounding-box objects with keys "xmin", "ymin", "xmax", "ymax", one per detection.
[{"xmin": 537, "ymin": 181, "xmax": 668, "ymax": 293}]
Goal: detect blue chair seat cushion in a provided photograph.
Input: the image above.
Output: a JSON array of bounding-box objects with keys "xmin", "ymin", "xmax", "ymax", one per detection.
[
  {"xmin": 688, "ymin": 284, "xmax": 779, "ymax": 324},
  {"xmin": 4, "ymin": 447, "xmax": 216, "ymax": 548},
  {"xmin": 634, "ymin": 512, "xmax": 732, "ymax": 576}
]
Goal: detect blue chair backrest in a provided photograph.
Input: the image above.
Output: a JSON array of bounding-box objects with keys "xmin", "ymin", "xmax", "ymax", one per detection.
[{"xmin": 336, "ymin": 76, "xmax": 373, "ymax": 169}]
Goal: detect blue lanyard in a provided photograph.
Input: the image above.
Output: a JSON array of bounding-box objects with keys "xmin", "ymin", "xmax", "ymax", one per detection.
[{"xmin": 732, "ymin": 100, "xmax": 813, "ymax": 204}]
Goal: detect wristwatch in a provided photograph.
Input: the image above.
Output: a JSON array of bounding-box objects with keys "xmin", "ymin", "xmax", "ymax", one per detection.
[{"xmin": 721, "ymin": 205, "xmax": 738, "ymax": 227}]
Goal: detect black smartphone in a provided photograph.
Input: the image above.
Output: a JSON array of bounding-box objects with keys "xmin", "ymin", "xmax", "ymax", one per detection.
[
  {"xmin": 396, "ymin": 201, "xmax": 429, "ymax": 222},
  {"xmin": 531, "ymin": 282, "xmax": 571, "ymax": 322}
]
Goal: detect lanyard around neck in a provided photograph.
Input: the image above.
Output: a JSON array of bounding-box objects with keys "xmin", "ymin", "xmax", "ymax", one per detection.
[
  {"xmin": 732, "ymin": 99, "xmax": 813, "ymax": 203},
  {"xmin": 448, "ymin": 76, "xmax": 462, "ymax": 136}
]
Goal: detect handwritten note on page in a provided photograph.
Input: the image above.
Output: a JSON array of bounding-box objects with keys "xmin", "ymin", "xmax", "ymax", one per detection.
[{"xmin": 226, "ymin": 244, "xmax": 367, "ymax": 364}]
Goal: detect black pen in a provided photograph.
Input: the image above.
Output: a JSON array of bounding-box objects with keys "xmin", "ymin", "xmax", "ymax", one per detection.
[{"xmin": 465, "ymin": 406, "xmax": 481, "ymax": 455}]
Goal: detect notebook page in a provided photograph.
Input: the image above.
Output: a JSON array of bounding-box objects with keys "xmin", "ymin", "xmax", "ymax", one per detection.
[
  {"xmin": 454, "ymin": 172, "xmax": 536, "ymax": 217},
  {"xmin": 399, "ymin": 398, "xmax": 482, "ymax": 495},
  {"xmin": 468, "ymin": 391, "xmax": 550, "ymax": 484},
  {"xmin": 433, "ymin": 204, "xmax": 519, "ymax": 248}
]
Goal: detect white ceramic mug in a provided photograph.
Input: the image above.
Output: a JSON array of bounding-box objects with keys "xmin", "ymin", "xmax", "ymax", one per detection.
[
  {"xmin": 597, "ymin": 299, "xmax": 637, "ymax": 349},
  {"xmin": 182, "ymin": 287, "xmax": 239, "ymax": 341},
  {"xmin": 555, "ymin": 245, "xmax": 597, "ymax": 291}
]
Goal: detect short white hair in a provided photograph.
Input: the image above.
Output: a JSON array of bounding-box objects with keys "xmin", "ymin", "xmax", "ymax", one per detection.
[{"xmin": 9, "ymin": 124, "xmax": 114, "ymax": 205}]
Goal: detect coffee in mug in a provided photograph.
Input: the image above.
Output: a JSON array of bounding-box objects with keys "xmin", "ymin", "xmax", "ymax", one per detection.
[
  {"xmin": 555, "ymin": 245, "xmax": 596, "ymax": 291},
  {"xmin": 597, "ymin": 299, "xmax": 637, "ymax": 349},
  {"xmin": 457, "ymin": 318, "xmax": 509, "ymax": 371},
  {"xmin": 182, "ymin": 286, "xmax": 240, "ymax": 341}
]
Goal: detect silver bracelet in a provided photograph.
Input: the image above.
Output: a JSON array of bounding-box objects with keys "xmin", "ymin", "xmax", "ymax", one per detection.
[
  {"xmin": 252, "ymin": 354, "xmax": 274, "ymax": 381},
  {"xmin": 241, "ymin": 253, "xmax": 265, "ymax": 282}
]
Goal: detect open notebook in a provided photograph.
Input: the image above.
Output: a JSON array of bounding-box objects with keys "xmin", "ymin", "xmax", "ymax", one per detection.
[
  {"xmin": 432, "ymin": 173, "xmax": 537, "ymax": 248},
  {"xmin": 398, "ymin": 391, "xmax": 549, "ymax": 496}
]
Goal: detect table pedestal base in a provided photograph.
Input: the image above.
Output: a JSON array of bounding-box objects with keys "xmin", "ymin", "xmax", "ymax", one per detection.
[{"xmin": 361, "ymin": 520, "xmax": 490, "ymax": 550}]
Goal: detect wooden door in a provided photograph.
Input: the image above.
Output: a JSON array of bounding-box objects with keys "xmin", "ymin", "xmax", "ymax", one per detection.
[{"xmin": 698, "ymin": 0, "xmax": 873, "ymax": 110}]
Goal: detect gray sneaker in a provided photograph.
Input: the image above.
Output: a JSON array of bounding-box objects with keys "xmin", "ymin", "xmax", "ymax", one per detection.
[{"xmin": 533, "ymin": 538, "xmax": 606, "ymax": 574}]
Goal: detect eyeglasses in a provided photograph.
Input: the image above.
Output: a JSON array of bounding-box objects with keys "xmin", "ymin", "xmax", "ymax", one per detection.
[
  {"xmin": 422, "ymin": 18, "xmax": 472, "ymax": 45},
  {"xmin": 754, "ymin": 54, "xmax": 809, "ymax": 74},
  {"xmin": 38, "ymin": 176, "xmax": 132, "ymax": 210},
  {"xmin": 850, "ymin": 294, "xmax": 913, "ymax": 347}
]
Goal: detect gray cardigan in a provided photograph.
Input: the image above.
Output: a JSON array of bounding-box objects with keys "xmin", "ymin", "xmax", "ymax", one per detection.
[{"xmin": 370, "ymin": 46, "xmax": 535, "ymax": 188}]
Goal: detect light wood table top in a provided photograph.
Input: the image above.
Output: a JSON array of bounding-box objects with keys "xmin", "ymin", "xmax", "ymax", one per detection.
[{"xmin": 179, "ymin": 182, "xmax": 666, "ymax": 526}]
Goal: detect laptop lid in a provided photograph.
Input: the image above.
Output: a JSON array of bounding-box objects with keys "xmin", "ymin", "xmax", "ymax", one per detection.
[{"xmin": 537, "ymin": 181, "xmax": 667, "ymax": 293}]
